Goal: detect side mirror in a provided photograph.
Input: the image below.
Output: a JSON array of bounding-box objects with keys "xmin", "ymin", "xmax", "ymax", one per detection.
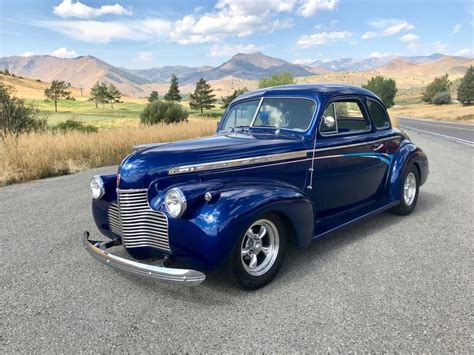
[{"xmin": 323, "ymin": 115, "xmax": 335, "ymax": 128}]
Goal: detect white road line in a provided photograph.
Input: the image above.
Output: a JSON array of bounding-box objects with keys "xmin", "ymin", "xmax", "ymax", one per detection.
[
  {"xmin": 400, "ymin": 121, "xmax": 474, "ymax": 132},
  {"xmin": 399, "ymin": 125, "xmax": 474, "ymax": 147},
  {"xmin": 397, "ymin": 116, "xmax": 474, "ymax": 128}
]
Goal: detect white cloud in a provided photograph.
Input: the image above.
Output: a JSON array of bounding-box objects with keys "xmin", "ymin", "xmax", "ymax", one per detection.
[
  {"xmin": 382, "ymin": 21, "xmax": 414, "ymax": 36},
  {"xmin": 21, "ymin": 51, "xmax": 36, "ymax": 57},
  {"xmin": 293, "ymin": 58, "xmax": 316, "ymax": 65},
  {"xmin": 41, "ymin": 19, "xmax": 172, "ymax": 43},
  {"xmin": 53, "ymin": 0, "xmax": 131, "ymax": 19},
  {"xmin": 133, "ymin": 51, "xmax": 153, "ymax": 62},
  {"xmin": 297, "ymin": 31, "xmax": 352, "ymax": 48},
  {"xmin": 457, "ymin": 48, "xmax": 473, "ymax": 56},
  {"xmin": 433, "ymin": 41, "xmax": 447, "ymax": 52},
  {"xmin": 215, "ymin": 0, "xmax": 296, "ymax": 16},
  {"xmin": 407, "ymin": 42, "xmax": 419, "ymax": 52},
  {"xmin": 451, "ymin": 23, "xmax": 462, "ymax": 34},
  {"xmin": 210, "ymin": 43, "xmax": 264, "ymax": 57},
  {"xmin": 369, "ymin": 52, "xmax": 392, "ymax": 58},
  {"xmin": 298, "ymin": 0, "xmax": 338, "ymax": 17},
  {"xmin": 50, "ymin": 47, "xmax": 77, "ymax": 58},
  {"xmin": 399, "ymin": 33, "xmax": 419, "ymax": 42},
  {"xmin": 361, "ymin": 31, "xmax": 376, "ymax": 39}
]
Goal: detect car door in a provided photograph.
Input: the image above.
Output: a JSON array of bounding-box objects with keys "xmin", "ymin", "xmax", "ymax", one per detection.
[{"xmin": 308, "ymin": 97, "xmax": 389, "ymax": 219}]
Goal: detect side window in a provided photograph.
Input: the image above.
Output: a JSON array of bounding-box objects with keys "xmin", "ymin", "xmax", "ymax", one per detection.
[
  {"xmin": 367, "ymin": 100, "xmax": 390, "ymax": 129},
  {"xmin": 320, "ymin": 100, "xmax": 370, "ymax": 135}
]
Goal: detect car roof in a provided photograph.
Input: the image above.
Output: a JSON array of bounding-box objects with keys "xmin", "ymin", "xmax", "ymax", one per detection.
[{"xmin": 235, "ymin": 83, "xmax": 381, "ymax": 102}]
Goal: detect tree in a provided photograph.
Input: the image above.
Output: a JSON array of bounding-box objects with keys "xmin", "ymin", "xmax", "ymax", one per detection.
[
  {"xmin": 362, "ymin": 75, "xmax": 397, "ymax": 108},
  {"xmin": 89, "ymin": 82, "xmax": 109, "ymax": 108},
  {"xmin": 0, "ymin": 84, "xmax": 46, "ymax": 138},
  {"xmin": 422, "ymin": 74, "xmax": 451, "ymax": 103},
  {"xmin": 164, "ymin": 74, "xmax": 181, "ymax": 102},
  {"xmin": 189, "ymin": 78, "xmax": 216, "ymax": 115},
  {"xmin": 457, "ymin": 66, "xmax": 474, "ymax": 105},
  {"xmin": 221, "ymin": 88, "xmax": 248, "ymax": 109},
  {"xmin": 107, "ymin": 84, "xmax": 122, "ymax": 108},
  {"xmin": 258, "ymin": 71, "xmax": 295, "ymax": 88},
  {"xmin": 148, "ymin": 90, "xmax": 159, "ymax": 103},
  {"xmin": 140, "ymin": 100, "xmax": 188, "ymax": 125},
  {"xmin": 44, "ymin": 80, "xmax": 73, "ymax": 112}
]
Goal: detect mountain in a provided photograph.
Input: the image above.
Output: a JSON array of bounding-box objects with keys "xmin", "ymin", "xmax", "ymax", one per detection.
[
  {"xmin": 307, "ymin": 53, "xmax": 458, "ymax": 72},
  {"xmin": 124, "ymin": 65, "xmax": 212, "ymax": 83},
  {"xmin": 180, "ymin": 52, "xmax": 314, "ymax": 84},
  {"xmin": 0, "ymin": 55, "xmax": 149, "ymax": 95}
]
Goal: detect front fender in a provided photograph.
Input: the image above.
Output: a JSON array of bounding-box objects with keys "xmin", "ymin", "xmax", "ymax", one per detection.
[
  {"xmin": 166, "ymin": 180, "xmax": 314, "ymax": 272},
  {"xmin": 389, "ymin": 140, "xmax": 429, "ymax": 200}
]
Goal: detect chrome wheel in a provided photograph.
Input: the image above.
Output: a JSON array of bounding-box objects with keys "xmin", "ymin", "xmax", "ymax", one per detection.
[
  {"xmin": 240, "ymin": 219, "xmax": 279, "ymax": 277},
  {"xmin": 403, "ymin": 171, "xmax": 417, "ymax": 206}
]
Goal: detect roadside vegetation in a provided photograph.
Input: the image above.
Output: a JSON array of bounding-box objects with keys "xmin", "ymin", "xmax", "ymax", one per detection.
[{"xmin": 0, "ymin": 67, "xmax": 472, "ymax": 186}]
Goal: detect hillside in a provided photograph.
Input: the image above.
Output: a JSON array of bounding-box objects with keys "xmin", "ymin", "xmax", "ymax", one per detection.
[{"xmin": 0, "ymin": 55, "xmax": 148, "ymax": 96}]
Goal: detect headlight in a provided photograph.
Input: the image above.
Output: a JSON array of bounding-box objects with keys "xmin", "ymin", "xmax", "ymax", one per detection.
[
  {"xmin": 164, "ymin": 188, "xmax": 187, "ymax": 218},
  {"xmin": 90, "ymin": 175, "xmax": 105, "ymax": 199}
]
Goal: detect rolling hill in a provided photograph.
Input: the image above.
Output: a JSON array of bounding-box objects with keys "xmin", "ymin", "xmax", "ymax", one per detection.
[{"xmin": 0, "ymin": 52, "xmax": 472, "ymax": 97}]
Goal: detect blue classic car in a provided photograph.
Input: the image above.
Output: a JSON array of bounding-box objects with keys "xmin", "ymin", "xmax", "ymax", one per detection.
[{"xmin": 83, "ymin": 84, "xmax": 429, "ymax": 289}]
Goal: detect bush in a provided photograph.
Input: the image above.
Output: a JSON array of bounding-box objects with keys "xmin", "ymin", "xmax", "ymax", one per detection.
[
  {"xmin": 362, "ymin": 75, "xmax": 397, "ymax": 108},
  {"xmin": 0, "ymin": 84, "xmax": 47, "ymax": 138},
  {"xmin": 140, "ymin": 100, "xmax": 188, "ymax": 125},
  {"xmin": 432, "ymin": 91, "xmax": 452, "ymax": 105},
  {"xmin": 53, "ymin": 120, "xmax": 98, "ymax": 133},
  {"xmin": 457, "ymin": 66, "xmax": 474, "ymax": 106},
  {"xmin": 422, "ymin": 74, "xmax": 451, "ymax": 103},
  {"xmin": 258, "ymin": 72, "xmax": 295, "ymax": 88}
]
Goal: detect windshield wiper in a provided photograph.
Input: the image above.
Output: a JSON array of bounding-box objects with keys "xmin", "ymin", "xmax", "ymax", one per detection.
[{"xmin": 230, "ymin": 125, "xmax": 250, "ymax": 132}]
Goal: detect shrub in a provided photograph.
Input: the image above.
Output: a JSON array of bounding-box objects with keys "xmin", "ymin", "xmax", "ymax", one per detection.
[
  {"xmin": 140, "ymin": 100, "xmax": 188, "ymax": 125},
  {"xmin": 432, "ymin": 91, "xmax": 452, "ymax": 105},
  {"xmin": 0, "ymin": 84, "xmax": 47, "ymax": 138},
  {"xmin": 457, "ymin": 66, "xmax": 474, "ymax": 106},
  {"xmin": 422, "ymin": 74, "xmax": 451, "ymax": 103},
  {"xmin": 362, "ymin": 75, "xmax": 397, "ymax": 108},
  {"xmin": 258, "ymin": 72, "xmax": 295, "ymax": 88},
  {"xmin": 53, "ymin": 120, "xmax": 98, "ymax": 133}
]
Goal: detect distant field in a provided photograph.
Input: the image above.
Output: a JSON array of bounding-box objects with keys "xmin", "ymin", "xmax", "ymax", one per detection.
[{"xmin": 389, "ymin": 103, "xmax": 474, "ymax": 123}]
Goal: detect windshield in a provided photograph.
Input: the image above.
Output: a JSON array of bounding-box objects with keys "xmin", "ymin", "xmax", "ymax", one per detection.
[{"xmin": 220, "ymin": 97, "xmax": 316, "ymax": 132}]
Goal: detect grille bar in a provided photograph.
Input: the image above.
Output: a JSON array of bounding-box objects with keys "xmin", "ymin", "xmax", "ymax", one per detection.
[{"xmin": 107, "ymin": 189, "xmax": 170, "ymax": 252}]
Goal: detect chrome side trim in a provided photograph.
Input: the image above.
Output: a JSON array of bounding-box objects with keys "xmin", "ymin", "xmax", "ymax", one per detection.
[
  {"xmin": 168, "ymin": 150, "xmax": 307, "ymax": 175},
  {"xmin": 167, "ymin": 136, "xmax": 401, "ymax": 175},
  {"xmin": 82, "ymin": 232, "xmax": 205, "ymax": 286}
]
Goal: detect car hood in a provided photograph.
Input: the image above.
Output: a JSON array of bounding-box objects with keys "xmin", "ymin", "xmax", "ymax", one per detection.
[{"xmin": 118, "ymin": 131, "xmax": 306, "ymax": 188}]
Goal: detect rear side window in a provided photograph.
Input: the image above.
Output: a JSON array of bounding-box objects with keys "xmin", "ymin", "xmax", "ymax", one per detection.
[
  {"xmin": 320, "ymin": 100, "xmax": 370, "ymax": 135},
  {"xmin": 367, "ymin": 100, "xmax": 390, "ymax": 129}
]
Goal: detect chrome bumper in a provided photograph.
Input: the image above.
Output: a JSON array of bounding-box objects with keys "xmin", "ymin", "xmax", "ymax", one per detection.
[{"xmin": 82, "ymin": 231, "xmax": 205, "ymax": 286}]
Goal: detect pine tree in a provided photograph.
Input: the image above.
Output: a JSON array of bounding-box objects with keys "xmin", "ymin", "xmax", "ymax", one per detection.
[
  {"xmin": 457, "ymin": 66, "xmax": 474, "ymax": 106},
  {"xmin": 189, "ymin": 78, "xmax": 216, "ymax": 115},
  {"xmin": 44, "ymin": 80, "xmax": 73, "ymax": 112},
  {"xmin": 164, "ymin": 74, "xmax": 181, "ymax": 102},
  {"xmin": 221, "ymin": 88, "xmax": 248, "ymax": 109},
  {"xmin": 148, "ymin": 90, "xmax": 159, "ymax": 103},
  {"xmin": 107, "ymin": 84, "xmax": 122, "ymax": 108},
  {"xmin": 89, "ymin": 82, "xmax": 109, "ymax": 108}
]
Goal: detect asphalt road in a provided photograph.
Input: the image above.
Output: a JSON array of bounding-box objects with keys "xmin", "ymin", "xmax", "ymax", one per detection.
[
  {"xmin": 398, "ymin": 117, "xmax": 474, "ymax": 146},
  {"xmin": 1, "ymin": 129, "xmax": 472, "ymax": 352}
]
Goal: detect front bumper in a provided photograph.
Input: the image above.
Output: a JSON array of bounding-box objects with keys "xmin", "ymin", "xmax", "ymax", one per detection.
[{"xmin": 82, "ymin": 231, "xmax": 206, "ymax": 286}]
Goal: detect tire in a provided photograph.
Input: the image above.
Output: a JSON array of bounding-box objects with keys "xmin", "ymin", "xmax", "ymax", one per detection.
[
  {"xmin": 390, "ymin": 164, "xmax": 420, "ymax": 215},
  {"xmin": 227, "ymin": 213, "xmax": 287, "ymax": 290}
]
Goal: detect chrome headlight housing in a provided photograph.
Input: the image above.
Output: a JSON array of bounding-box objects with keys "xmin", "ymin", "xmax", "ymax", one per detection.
[
  {"xmin": 90, "ymin": 175, "xmax": 105, "ymax": 199},
  {"xmin": 164, "ymin": 188, "xmax": 187, "ymax": 218}
]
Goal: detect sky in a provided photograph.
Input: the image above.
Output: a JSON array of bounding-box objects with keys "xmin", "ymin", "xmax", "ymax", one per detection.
[{"xmin": 0, "ymin": 0, "xmax": 473, "ymax": 69}]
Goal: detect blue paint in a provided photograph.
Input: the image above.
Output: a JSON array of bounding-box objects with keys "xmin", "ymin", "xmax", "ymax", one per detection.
[{"xmin": 91, "ymin": 84, "xmax": 429, "ymax": 272}]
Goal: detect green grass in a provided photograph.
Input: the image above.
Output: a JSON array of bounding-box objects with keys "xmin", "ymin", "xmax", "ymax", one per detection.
[{"xmin": 27, "ymin": 99, "xmax": 226, "ymax": 126}]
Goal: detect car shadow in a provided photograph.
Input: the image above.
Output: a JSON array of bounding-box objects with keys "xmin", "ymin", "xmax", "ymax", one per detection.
[{"xmin": 120, "ymin": 189, "xmax": 441, "ymax": 303}]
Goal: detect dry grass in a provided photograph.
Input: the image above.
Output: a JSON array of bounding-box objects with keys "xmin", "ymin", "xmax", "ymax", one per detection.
[
  {"xmin": 389, "ymin": 103, "xmax": 474, "ymax": 123},
  {"xmin": 0, "ymin": 118, "xmax": 216, "ymax": 186}
]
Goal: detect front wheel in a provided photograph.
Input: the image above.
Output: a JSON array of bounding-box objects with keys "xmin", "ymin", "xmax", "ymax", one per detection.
[
  {"xmin": 227, "ymin": 213, "xmax": 287, "ymax": 290},
  {"xmin": 390, "ymin": 164, "xmax": 420, "ymax": 215}
]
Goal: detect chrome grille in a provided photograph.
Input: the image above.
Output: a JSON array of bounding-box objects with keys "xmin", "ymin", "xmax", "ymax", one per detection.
[{"xmin": 107, "ymin": 189, "xmax": 170, "ymax": 252}]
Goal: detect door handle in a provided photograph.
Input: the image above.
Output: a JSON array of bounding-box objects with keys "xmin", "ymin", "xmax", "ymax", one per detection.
[{"xmin": 371, "ymin": 143, "xmax": 384, "ymax": 151}]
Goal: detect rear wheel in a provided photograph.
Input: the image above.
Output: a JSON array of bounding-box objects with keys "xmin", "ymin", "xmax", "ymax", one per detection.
[
  {"xmin": 227, "ymin": 213, "xmax": 287, "ymax": 290},
  {"xmin": 390, "ymin": 164, "xmax": 420, "ymax": 215}
]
